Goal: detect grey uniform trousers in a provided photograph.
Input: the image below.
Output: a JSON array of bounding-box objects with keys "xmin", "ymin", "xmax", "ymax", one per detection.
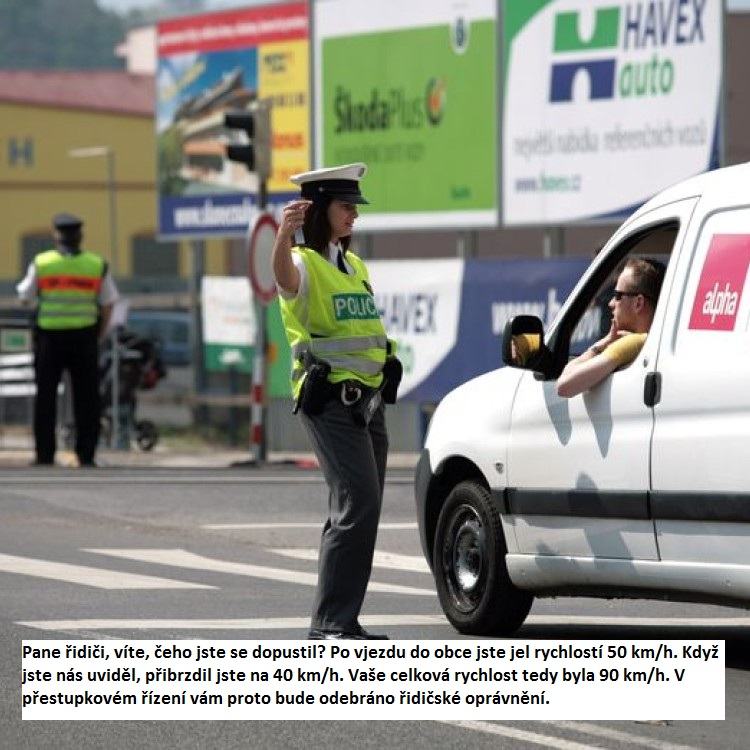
[{"xmin": 300, "ymin": 395, "xmax": 388, "ymax": 633}]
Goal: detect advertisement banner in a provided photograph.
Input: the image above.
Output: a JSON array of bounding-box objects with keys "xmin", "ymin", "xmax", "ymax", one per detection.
[
  {"xmin": 201, "ymin": 276, "xmax": 256, "ymax": 373},
  {"xmin": 368, "ymin": 259, "xmax": 464, "ymax": 398},
  {"xmin": 314, "ymin": 0, "xmax": 498, "ymax": 230},
  {"xmin": 156, "ymin": 3, "xmax": 309, "ymax": 238},
  {"xmin": 503, "ymin": 0, "xmax": 723, "ymax": 225},
  {"xmin": 368, "ymin": 257, "xmax": 590, "ymax": 402}
]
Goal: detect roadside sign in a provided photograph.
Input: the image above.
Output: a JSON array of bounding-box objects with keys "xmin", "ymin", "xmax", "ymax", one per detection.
[
  {"xmin": 248, "ymin": 212, "xmax": 279, "ymax": 305},
  {"xmin": 201, "ymin": 276, "xmax": 256, "ymax": 373},
  {"xmin": 0, "ymin": 328, "xmax": 31, "ymax": 353}
]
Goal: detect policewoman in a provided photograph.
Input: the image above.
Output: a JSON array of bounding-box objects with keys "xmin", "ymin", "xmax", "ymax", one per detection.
[
  {"xmin": 16, "ymin": 213, "xmax": 119, "ymax": 467},
  {"xmin": 272, "ymin": 163, "xmax": 401, "ymax": 641}
]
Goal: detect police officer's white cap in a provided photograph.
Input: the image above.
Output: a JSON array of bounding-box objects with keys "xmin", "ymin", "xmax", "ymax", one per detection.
[{"xmin": 290, "ymin": 163, "xmax": 369, "ymax": 204}]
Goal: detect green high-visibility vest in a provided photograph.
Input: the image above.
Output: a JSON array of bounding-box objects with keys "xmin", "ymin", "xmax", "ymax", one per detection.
[
  {"xmin": 34, "ymin": 250, "xmax": 105, "ymax": 330},
  {"xmin": 279, "ymin": 247, "xmax": 389, "ymax": 399}
]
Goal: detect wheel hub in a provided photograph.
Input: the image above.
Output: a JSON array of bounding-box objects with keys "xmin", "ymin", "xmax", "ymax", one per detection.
[
  {"xmin": 442, "ymin": 504, "xmax": 485, "ymax": 612},
  {"xmin": 453, "ymin": 518, "xmax": 482, "ymax": 592}
]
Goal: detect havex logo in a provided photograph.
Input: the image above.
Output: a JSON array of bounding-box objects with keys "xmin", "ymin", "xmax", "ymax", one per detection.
[
  {"xmin": 549, "ymin": 1, "xmax": 707, "ymax": 104},
  {"xmin": 688, "ymin": 235, "xmax": 750, "ymax": 332}
]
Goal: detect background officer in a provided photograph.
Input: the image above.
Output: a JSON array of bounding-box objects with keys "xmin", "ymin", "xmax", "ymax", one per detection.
[
  {"xmin": 272, "ymin": 163, "xmax": 400, "ymax": 640},
  {"xmin": 16, "ymin": 212, "xmax": 119, "ymax": 466}
]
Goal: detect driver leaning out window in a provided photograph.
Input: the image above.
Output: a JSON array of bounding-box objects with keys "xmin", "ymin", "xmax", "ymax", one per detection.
[{"xmin": 556, "ymin": 257, "xmax": 666, "ymax": 398}]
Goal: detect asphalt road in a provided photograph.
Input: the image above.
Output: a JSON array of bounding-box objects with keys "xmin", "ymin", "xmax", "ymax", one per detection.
[{"xmin": 1, "ymin": 467, "xmax": 748, "ymax": 749}]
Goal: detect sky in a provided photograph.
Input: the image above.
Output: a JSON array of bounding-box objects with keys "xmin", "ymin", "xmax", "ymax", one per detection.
[{"xmin": 96, "ymin": 0, "xmax": 750, "ymax": 12}]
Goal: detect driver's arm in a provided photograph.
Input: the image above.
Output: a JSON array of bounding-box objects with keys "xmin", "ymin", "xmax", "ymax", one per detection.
[
  {"xmin": 557, "ymin": 347, "xmax": 619, "ymax": 398},
  {"xmin": 557, "ymin": 333, "xmax": 646, "ymax": 398}
]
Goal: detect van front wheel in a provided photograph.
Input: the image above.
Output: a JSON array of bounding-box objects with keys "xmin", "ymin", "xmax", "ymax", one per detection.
[{"xmin": 433, "ymin": 480, "xmax": 532, "ymax": 636}]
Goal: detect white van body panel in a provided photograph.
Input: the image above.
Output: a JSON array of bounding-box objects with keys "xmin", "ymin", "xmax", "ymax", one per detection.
[
  {"xmin": 425, "ymin": 367, "xmax": 522, "ymax": 489},
  {"xmin": 506, "ymin": 556, "xmax": 750, "ymax": 602},
  {"xmin": 505, "ymin": 198, "xmax": 699, "ymax": 564},
  {"xmin": 650, "ymin": 200, "xmax": 750, "ymax": 568}
]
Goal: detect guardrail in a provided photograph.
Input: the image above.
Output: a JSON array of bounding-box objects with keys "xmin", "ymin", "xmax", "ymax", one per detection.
[{"xmin": 0, "ymin": 320, "xmax": 35, "ymax": 446}]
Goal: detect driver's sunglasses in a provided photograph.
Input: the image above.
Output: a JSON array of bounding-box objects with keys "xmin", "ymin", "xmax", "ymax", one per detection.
[{"xmin": 612, "ymin": 289, "xmax": 643, "ymax": 301}]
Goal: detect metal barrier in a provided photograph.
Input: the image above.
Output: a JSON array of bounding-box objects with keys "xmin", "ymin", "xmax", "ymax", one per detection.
[{"xmin": 0, "ymin": 319, "xmax": 35, "ymax": 449}]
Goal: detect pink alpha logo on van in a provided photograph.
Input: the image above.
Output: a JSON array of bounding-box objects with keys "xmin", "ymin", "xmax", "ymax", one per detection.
[{"xmin": 688, "ymin": 234, "xmax": 750, "ymax": 331}]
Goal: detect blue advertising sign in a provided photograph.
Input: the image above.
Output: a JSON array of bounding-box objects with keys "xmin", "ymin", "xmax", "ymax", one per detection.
[{"xmin": 370, "ymin": 257, "xmax": 591, "ymax": 403}]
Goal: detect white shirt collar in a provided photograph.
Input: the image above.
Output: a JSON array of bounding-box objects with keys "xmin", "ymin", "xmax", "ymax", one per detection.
[{"xmin": 327, "ymin": 241, "xmax": 343, "ymax": 263}]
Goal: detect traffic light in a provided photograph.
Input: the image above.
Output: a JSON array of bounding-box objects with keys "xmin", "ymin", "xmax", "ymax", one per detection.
[{"xmin": 224, "ymin": 99, "xmax": 272, "ymax": 180}]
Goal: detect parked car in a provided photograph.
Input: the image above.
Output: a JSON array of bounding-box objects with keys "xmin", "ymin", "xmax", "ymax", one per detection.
[
  {"xmin": 417, "ymin": 161, "xmax": 750, "ymax": 635},
  {"xmin": 126, "ymin": 310, "xmax": 191, "ymax": 367}
]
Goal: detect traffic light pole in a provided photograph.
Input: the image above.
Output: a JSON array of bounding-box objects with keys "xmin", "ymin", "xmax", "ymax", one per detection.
[
  {"xmin": 249, "ymin": 177, "xmax": 269, "ymax": 463},
  {"xmin": 223, "ymin": 100, "xmax": 272, "ymax": 464}
]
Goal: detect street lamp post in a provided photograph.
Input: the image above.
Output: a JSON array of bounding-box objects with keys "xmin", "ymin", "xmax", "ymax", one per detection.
[{"xmin": 68, "ymin": 146, "xmax": 123, "ymax": 450}]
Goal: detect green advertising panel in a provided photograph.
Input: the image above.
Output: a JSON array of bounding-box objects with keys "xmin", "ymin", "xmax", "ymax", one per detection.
[
  {"xmin": 316, "ymin": 0, "xmax": 498, "ymax": 230},
  {"xmin": 266, "ymin": 297, "xmax": 292, "ymax": 398}
]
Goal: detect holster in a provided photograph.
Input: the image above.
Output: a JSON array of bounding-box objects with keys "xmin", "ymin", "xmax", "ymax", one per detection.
[
  {"xmin": 381, "ymin": 356, "xmax": 403, "ymax": 404},
  {"xmin": 296, "ymin": 355, "xmax": 332, "ymax": 416}
]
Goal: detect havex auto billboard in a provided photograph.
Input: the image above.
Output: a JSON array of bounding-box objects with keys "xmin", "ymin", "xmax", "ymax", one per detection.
[
  {"xmin": 314, "ymin": 0, "xmax": 499, "ymax": 230},
  {"xmin": 156, "ymin": 3, "xmax": 309, "ymax": 238},
  {"xmin": 503, "ymin": 0, "xmax": 723, "ymax": 225}
]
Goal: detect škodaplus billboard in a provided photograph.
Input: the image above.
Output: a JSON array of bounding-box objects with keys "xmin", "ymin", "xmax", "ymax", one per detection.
[
  {"xmin": 156, "ymin": 3, "xmax": 309, "ymax": 238},
  {"xmin": 503, "ymin": 0, "xmax": 723, "ymax": 225},
  {"xmin": 314, "ymin": 0, "xmax": 498, "ymax": 230}
]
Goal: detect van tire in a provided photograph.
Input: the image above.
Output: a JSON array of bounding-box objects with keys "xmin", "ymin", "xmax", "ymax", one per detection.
[{"xmin": 433, "ymin": 480, "xmax": 532, "ymax": 635}]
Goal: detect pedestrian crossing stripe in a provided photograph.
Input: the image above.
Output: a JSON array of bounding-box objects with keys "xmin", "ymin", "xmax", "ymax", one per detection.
[
  {"xmin": 16, "ymin": 614, "xmax": 750, "ymax": 632},
  {"xmin": 0, "ymin": 552, "xmax": 214, "ymax": 590},
  {"xmin": 83, "ymin": 548, "xmax": 435, "ymax": 596},
  {"xmin": 16, "ymin": 615, "xmax": 447, "ymax": 631},
  {"xmin": 270, "ymin": 548, "xmax": 431, "ymax": 573}
]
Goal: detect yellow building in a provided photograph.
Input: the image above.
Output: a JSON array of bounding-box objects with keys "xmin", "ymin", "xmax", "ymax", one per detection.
[{"xmin": 0, "ymin": 70, "xmax": 227, "ymax": 288}]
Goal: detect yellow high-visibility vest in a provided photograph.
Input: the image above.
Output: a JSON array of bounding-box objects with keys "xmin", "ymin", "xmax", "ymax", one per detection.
[
  {"xmin": 279, "ymin": 247, "xmax": 388, "ymax": 399},
  {"xmin": 35, "ymin": 250, "xmax": 104, "ymax": 330}
]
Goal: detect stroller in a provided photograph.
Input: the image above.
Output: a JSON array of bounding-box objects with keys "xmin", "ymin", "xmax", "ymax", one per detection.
[
  {"xmin": 98, "ymin": 328, "xmax": 166, "ymax": 451},
  {"xmin": 61, "ymin": 328, "xmax": 166, "ymax": 451}
]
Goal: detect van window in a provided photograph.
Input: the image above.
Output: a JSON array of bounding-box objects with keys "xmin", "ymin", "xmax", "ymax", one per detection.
[{"xmin": 566, "ymin": 224, "xmax": 678, "ymax": 358}]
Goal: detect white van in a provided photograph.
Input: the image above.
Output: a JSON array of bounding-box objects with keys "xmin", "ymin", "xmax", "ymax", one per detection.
[{"xmin": 416, "ymin": 161, "xmax": 750, "ymax": 635}]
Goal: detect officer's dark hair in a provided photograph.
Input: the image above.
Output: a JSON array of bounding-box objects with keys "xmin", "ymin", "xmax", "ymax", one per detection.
[
  {"xmin": 622, "ymin": 257, "xmax": 666, "ymax": 306},
  {"xmin": 301, "ymin": 197, "xmax": 352, "ymax": 255}
]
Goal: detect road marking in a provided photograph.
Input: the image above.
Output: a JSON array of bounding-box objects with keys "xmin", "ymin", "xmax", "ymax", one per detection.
[
  {"xmin": 521, "ymin": 614, "xmax": 750, "ymax": 628},
  {"xmin": 271, "ymin": 547, "xmax": 431, "ymax": 573},
  {"xmin": 17, "ymin": 614, "xmax": 447, "ymax": 631},
  {"xmin": 437, "ymin": 720, "xmax": 601, "ymax": 750},
  {"xmin": 18, "ymin": 610, "xmax": 750, "ymax": 634},
  {"xmin": 0, "ymin": 552, "xmax": 214, "ymax": 590},
  {"xmin": 202, "ymin": 522, "xmax": 418, "ymax": 530},
  {"xmin": 3, "ymin": 474, "xmax": 414, "ymax": 485},
  {"xmin": 547, "ymin": 721, "xmax": 702, "ymax": 750},
  {"xmin": 83, "ymin": 548, "xmax": 434, "ymax": 596}
]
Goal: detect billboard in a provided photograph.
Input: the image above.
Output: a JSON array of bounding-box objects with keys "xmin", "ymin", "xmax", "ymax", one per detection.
[
  {"xmin": 368, "ymin": 257, "xmax": 590, "ymax": 401},
  {"xmin": 156, "ymin": 3, "xmax": 310, "ymax": 238},
  {"xmin": 502, "ymin": 0, "xmax": 723, "ymax": 225},
  {"xmin": 314, "ymin": 0, "xmax": 499, "ymax": 230}
]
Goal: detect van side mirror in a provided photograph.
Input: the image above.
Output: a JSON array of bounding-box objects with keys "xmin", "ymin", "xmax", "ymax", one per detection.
[{"xmin": 502, "ymin": 315, "xmax": 554, "ymax": 377}]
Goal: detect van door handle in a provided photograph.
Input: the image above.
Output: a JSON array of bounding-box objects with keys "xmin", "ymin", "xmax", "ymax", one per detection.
[{"xmin": 644, "ymin": 372, "xmax": 661, "ymax": 407}]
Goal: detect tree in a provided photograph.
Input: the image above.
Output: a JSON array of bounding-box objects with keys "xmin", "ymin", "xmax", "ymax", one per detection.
[{"xmin": 0, "ymin": 0, "xmax": 125, "ymax": 70}]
